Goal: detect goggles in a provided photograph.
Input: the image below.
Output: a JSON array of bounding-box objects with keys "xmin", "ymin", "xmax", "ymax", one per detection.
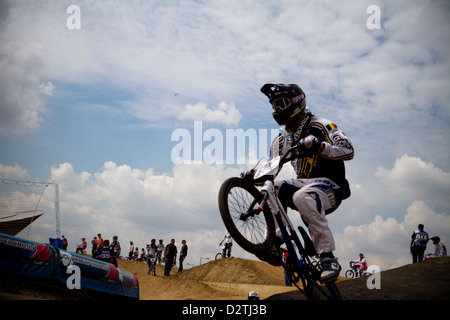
[
  {"xmin": 271, "ymin": 97, "xmax": 292, "ymax": 112},
  {"xmin": 271, "ymin": 93, "xmax": 305, "ymax": 112}
]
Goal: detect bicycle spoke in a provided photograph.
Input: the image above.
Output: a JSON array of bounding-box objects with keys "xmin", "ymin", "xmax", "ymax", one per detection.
[{"xmin": 228, "ymin": 186, "xmax": 268, "ymax": 245}]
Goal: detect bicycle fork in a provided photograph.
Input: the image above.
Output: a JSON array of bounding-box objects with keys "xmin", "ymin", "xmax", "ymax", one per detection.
[{"xmin": 260, "ymin": 180, "xmax": 306, "ymax": 274}]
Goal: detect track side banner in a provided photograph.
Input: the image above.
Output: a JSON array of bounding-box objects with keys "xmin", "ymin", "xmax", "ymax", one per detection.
[{"xmin": 0, "ymin": 233, "xmax": 139, "ymax": 299}]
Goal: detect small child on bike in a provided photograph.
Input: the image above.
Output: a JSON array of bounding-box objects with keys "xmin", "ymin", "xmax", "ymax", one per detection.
[{"xmin": 351, "ymin": 253, "xmax": 368, "ymax": 277}]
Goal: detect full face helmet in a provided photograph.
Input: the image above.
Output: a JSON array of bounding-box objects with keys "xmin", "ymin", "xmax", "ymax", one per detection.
[{"xmin": 260, "ymin": 83, "xmax": 306, "ymax": 125}]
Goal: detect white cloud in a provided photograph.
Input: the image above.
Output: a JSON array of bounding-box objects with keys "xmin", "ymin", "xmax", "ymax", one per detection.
[
  {"xmin": 375, "ymin": 154, "xmax": 450, "ymax": 210},
  {"xmin": 25, "ymin": 161, "xmax": 246, "ymax": 264},
  {"xmin": 0, "ymin": 41, "xmax": 48, "ymax": 134},
  {"xmin": 0, "ymin": 163, "xmax": 30, "ymax": 180},
  {"xmin": 38, "ymin": 81, "xmax": 54, "ymax": 96},
  {"xmin": 2, "ymin": 0, "xmax": 449, "ymax": 141},
  {"xmin": 177, "ymin": 101, "xmax": 242, "ymax": 126}
]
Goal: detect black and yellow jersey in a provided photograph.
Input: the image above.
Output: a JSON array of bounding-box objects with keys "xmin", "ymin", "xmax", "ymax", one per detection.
[{"xmin": 270, "ymin": 115, "xmax": 354, "ymax": 197}]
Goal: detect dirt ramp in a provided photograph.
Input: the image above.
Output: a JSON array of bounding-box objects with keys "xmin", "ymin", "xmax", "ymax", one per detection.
[
  {"xmin": 174, "ymin": 257, "xmax": 286, "ymax": 285},
  {"xmin": 116, "ymin": 257, "xmax": 290, "ymax": 300},
  {"xmin": 268, "ymin": 256, "xmax": 450, "ymax": 300}
]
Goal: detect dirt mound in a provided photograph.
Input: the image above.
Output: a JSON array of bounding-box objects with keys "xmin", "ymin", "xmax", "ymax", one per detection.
[
  {"xmin": 174, "ymin": 257, "xmax": 285, "ymax": 285},
  {"xmin": 116, "ymin": 257, "xmax": 294, "ymax": 300},
  {"xmin": 268, "ymin": 256, "xmax": 450, "ymax": 300}
]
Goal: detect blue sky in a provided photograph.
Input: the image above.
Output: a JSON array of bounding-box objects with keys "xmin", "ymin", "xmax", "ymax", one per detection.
[{"xmin": 1, "ymin": 0, "xmax": 450, "ymax": 272}]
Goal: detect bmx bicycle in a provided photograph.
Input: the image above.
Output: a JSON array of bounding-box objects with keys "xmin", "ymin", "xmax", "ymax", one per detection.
[
  {"xmin": 345, "ymin": 261, "xmax": 368, "ymax": 278},
  {"xmin": 147, "ymin": 255, "xmax": 157, "ymax": 275},
  {"xmin": 215, "ymin": 245, "xmax": 225, "ymax": 260},
  {"xmin": 218, "ymin": 143, "xmax": 341, "ymax": 300},
  {"xmin": 215, "ymin": 244, "xmax": 233, "ymax": 260}
]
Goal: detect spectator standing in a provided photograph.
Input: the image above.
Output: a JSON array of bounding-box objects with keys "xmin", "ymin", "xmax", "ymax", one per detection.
[
  {"xmin": 178, "ymin": 240, "xmax": 188, "ymax": 272},
  {"xmin": 91, "ymin": 236, "xmax": 98, "ymax": 255},
  {"xmin": 129, "ymin": 241, "xmax": 135, "ymax": 260},
  {"xmin": 410, "ymin": 224, "xmax": 429, "ymax": 263},
  {"xmin": 164, "ymin": 239, "xmax": 177, "ymax": 276},
  {"xmin": 157, "ymin": 239, "xmax": 165, "ymax": 264},
  {"xmin": 61, "ymin": 235, "xmax": 68, "ymax": 250},
  {"xmin": 97, "ymin": 233, "xmax": 104, "ymax": 251},
  {"xmin": 110, "ymin": 235, "xmax": 121, "ymax": 259}
]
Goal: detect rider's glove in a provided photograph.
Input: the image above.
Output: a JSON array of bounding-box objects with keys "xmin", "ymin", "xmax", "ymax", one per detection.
[
  {"xmin": 298, "ymin": 135, "xmax": 321, "ymax": 153},
  {"xmin": 240, "ymin": 169, "xmax": 255, "ymax": 183}
]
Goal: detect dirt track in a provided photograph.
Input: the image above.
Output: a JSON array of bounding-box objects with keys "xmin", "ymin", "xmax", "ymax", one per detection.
[
  {"xmin": 118, "ymin": 256, "xmax": 450, "ymax": 300},
  {"xmin": 120, "ymin": 257, "xmax": 298, "ymax": 300},
  {"xmin": 1, "ymin": 255, "xmax": 449, "ymax": 300}
]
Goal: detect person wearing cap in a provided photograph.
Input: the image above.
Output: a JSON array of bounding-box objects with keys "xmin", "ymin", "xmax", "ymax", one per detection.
[{"xmin": 425, "ymin": 236, "xmax": 447, "ymax": 259}]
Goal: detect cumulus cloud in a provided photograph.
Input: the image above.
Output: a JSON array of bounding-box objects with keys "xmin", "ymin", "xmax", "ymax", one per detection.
[
  {"xmin": 375, "ymin": 154, "xmax": 450, "ymax": 210},
  {"xmin": 27, "ymin": 161, "xmax": 246, "ymax": 263},
  {"xmin": 177, "ymin": 101, "xmax": 242, "ymax": 126},
  {"xmin": 2, "ymin": 0, "xmax": 449, "ymax": 142},
  {"xmin": 0, "ymin": 163, "xmax": 30, "ymax": 180},
  {"xmin": 0, "ymin": 41, "xmax": 50, "ymax": 134}
]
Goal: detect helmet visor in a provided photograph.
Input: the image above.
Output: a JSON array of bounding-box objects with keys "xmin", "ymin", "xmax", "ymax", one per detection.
[{"xmin": 271, "ymin": 97, "xmax": 292, "ymax": 112}]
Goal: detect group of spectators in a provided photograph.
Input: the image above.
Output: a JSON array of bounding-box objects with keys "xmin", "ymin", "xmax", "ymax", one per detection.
[
  {"xmin": 410, "ymin": 224, "xmax": 447, "ymax": 263},
  {"xmin": 128, "ymin": 238, "xmax": 188, "ymax": 276},
  {"xmin": 67, "ymin": 233, "xmax": 190, "ymax": 274},
  {"xmin": 70, "ymin": 233, "xmax": 122, "ymax": 267}
]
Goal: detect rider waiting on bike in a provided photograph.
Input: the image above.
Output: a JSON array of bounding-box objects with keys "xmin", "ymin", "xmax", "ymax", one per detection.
[
  {"xmin": 219, "ymin": 231, "xmax": 233, "ymax": 258},
  {"xmin": 258, "ymin": 83, "xmax": 354, "ymax": 283},
  {"xmin": 147, "ymin": 239, "xmax": 158, "ymax": 275},
  {"xmin": 351, "ymin": 253, "xmax": 368, "ymax": 277}
]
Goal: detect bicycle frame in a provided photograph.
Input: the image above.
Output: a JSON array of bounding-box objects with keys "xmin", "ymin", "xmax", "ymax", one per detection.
[
  {"xmin": 253, "ymin": 146, "xmax": 339, "ymax": 299},
  {"xmin": 259, "ymin": 179, "xmax": 313, "ymax": 286}
]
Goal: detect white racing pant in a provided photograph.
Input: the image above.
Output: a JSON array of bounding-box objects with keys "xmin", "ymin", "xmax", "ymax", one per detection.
[{"xmin": 275, "ymin": 178, "xmax": 340, "ymax": 255}]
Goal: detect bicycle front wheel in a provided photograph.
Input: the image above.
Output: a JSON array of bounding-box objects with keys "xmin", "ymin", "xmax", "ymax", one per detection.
[
  {"xmin": 345, "ymin": 269, "xmax": 355, "ymax": 278},
  {"xmin": 218, "ymin": 177, "xmax": 275, "ymax": 256}
]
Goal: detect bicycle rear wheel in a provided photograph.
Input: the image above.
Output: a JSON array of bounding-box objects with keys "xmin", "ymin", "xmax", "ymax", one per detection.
[{"xmin": 218, "ymin": 177, "xmax": 275, "ymax": 256}]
